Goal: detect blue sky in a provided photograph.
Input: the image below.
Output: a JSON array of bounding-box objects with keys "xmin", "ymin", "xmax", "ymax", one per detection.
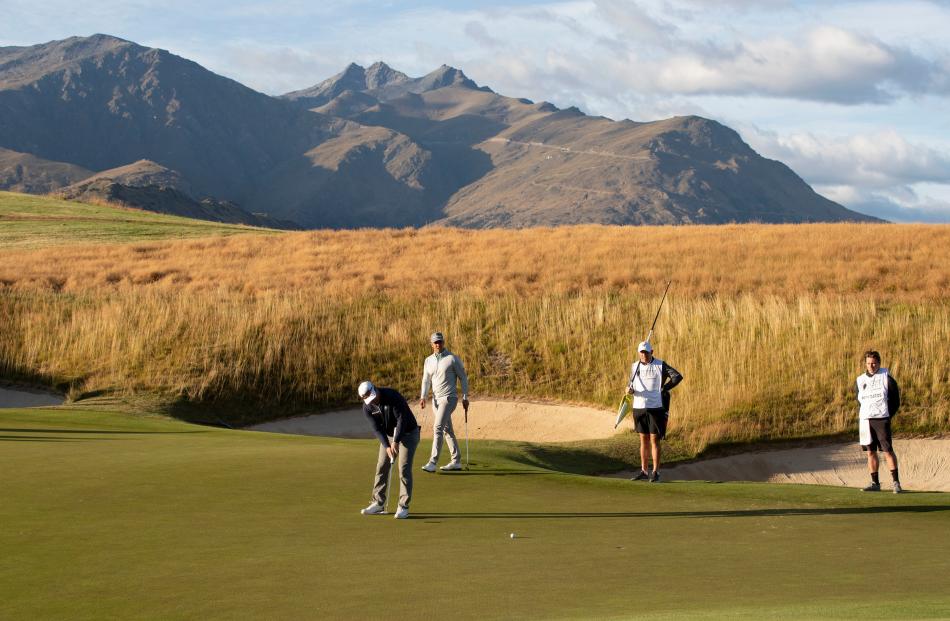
[{"xmin": 3, "ymin": 0, "xmax": 949, "ymax": 222}]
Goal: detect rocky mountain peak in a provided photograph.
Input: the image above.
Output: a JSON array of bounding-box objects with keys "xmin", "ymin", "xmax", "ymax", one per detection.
[
  {"xmin": 419, "ymin": 64, "xmax": 477, "ymax": 90},
  {"xmin": 365, "ymin": 61, "xmax": 408, "ymax": 89}
]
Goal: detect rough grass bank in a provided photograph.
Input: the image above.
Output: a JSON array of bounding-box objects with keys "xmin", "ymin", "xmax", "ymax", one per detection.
[
  {"xmin": 2, "ymin": 289, "xmax": 947, "ymax": 456},
  {"xmin": 3, "ymin": 215, "xmax": 949, "ymax": 458}
]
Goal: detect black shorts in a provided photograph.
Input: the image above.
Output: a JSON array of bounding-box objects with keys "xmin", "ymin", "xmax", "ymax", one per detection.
[
  {"xmin": 861, "ymin": 418, "xmax": 893, "ymax": 453},
  {"xmin": 634, "ymin": 408, "xmax": 668, "ymax": 439}
]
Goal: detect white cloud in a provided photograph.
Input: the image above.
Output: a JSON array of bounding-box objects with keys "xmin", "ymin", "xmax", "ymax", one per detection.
[
  {"xmin": 818, "ymin": 184, "xmax": 950, "ymax": 223},
  {"xmin": 464, "ymin": 21, "xmax": 501, "ymax": 48},
  {"xmin": 195, "ymin": 43, "xmax": 345, "ymax": 95},
  {"xmin": 601, "ymin": 23, "xmax": 947, "ymax": 103},
  {"xmin": 740, "ymin": 125, "xmax": 950, "ymax": 188},
  {"xmin": 592, "ymin": 0, "xmax": 677, "ymax": 48},
  {"xmin": 735, "ymin": 124, "xmax": 950, "ymax": 222}
]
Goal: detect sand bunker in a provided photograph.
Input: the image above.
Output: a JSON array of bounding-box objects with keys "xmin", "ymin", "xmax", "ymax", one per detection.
[
  {"xmin": 607, "ymin": 439, "xmax": 950, "ymax": 492},
  {"xmin": 0, "ymin": 386, "xmax": 65, "ymax": 408},
  {"xmin": 249, "ymin": 399, "xmax": 948, "ymax": 492},
  {"xmin": 249, "ymin": 399, "xmax": 617, "ymax": 443}
]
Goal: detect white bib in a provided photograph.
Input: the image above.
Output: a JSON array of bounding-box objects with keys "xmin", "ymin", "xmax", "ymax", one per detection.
[
  {"xmin": 631, "ymin": 358, "xmax": 664, "ymax": 409},
  {"xmin": 856, "ymin": 368, "xmax": 889, "ymax": 420}
]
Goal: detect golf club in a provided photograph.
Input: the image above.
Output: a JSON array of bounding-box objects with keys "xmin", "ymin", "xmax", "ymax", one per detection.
[
  {"xmin": 464, "ymin": 402, "xmax": 470, "ymax": 469},
  {"xmin": 615, "ymin": 280, "xmax": 672, "ymax": 429},
  {"xmin": 385, "ymin": 451, "xmax": 396, "ymax": 514}
]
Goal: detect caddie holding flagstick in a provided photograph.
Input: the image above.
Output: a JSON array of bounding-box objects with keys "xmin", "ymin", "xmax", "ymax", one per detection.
[
  {"xmin": 613, "ymin": 282, "xmax": 683, "ymax": 482},
  {"xmin": 626, "ymin": 341, "xmax": 682, "ymax": 482}
]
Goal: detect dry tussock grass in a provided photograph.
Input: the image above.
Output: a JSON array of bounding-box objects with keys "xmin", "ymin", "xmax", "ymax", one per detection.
[
  {"xmin": 2, "ymin": 288, "xmax": 947, "ymax": 454},
  {"xmin": 2, "ymin": 222, "xmax": 949, "ymax": 455},
  {"xmin": 2, "ymin": 223, "xmax": 949, "ymax": 299}
]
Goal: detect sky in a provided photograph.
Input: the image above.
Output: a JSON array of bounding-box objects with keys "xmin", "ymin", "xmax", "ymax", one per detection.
[{"xmin": 3, "ymin": 0, "xmax": 949, "ymax": 222}]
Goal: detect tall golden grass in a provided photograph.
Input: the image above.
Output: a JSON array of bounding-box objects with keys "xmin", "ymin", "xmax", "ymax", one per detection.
[
  {"xmin": 3, "ymin": 222, "xmax": 949, "ymax": 455},
  {"xmin": 2, "ymin": 223, "xmax": 949, "ymax": 299},
  {"xmin": 2, "ymin": 286, "xmax": 947, "ymax": 454}
]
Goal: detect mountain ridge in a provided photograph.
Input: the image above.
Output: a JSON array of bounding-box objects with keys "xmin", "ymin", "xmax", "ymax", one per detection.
[{"xmin": 0, "ymin": 34, "xmax": 880, "ymax": 228}]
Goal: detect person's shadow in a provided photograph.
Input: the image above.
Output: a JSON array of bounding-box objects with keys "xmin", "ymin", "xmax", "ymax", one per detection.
[{"xmin": 414, "ymin": 505, "xmax": 950, "ymax": 520}]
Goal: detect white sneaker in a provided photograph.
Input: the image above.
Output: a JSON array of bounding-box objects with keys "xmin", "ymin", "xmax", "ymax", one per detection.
[
  {"xmin": 394, "ymin": 506, "xmax": 409, "ymax": 519},
  {"xmin": 421, "ymin": 462, "xmax": 437, "ymax": 473},
  {"xmin": 893, "ymin": 482, "xmax": 903, "ymax": 494},
  {"xmin": 440, "ymin": 462, "xmax": 462, "ymax": 471},
  {"xmin": 360, "ymin": 502, "xmax": 385, "ymax": 515}
]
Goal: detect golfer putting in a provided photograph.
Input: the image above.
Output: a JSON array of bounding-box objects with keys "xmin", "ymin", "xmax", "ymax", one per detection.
[
  {"xmin": 420, "ymin": 331, "xmax": 470, "ymax": 472},
  {"xmin": 358, "ymin": 381, "xmax": 420, "ymax": 518},
  {"xmin": 855, "ymin": 350, "xmax": 902, "ymax": 493}
]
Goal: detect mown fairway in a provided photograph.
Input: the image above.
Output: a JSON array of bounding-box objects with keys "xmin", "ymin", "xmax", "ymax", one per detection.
[
  {"xmin": 2, "ymin": 407, "xmax": 949, "ymax": 620},
  {"xmin": 0, "ymin": 191, "xmax": 276, "ymax": 248}
]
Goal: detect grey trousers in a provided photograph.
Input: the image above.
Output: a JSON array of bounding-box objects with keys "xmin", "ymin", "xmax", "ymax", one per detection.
[
  {"xmin": 428, "ymin": 396, "xmax": 460, "ymax": 464},
  {"xmin": 371, "ymin": 427, "xmax": 420, "ymax": 510}
]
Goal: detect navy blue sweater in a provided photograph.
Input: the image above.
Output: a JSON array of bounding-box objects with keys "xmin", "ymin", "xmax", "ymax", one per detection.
[{"xmin": 362, "ymin": 387, "xmax": 419, "ymax": 448}]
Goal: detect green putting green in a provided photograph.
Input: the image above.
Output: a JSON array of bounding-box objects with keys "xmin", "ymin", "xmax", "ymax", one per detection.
[{"xmin": 2, "ymin": 408, "xmax": 949, "ymax": 620}]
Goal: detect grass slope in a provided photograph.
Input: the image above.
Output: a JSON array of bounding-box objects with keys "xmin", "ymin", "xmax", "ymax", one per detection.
[
  {"xmin": 0, "ymin": 191, "xmax": 278, "ymax": 248},
  {"xmin": 2, "ymin": 407, "xmax": 949, "ymax": 620}
]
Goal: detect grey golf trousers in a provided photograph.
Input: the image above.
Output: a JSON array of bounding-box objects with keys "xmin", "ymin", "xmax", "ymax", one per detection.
[
  {"xmin": 371, "ymin": 427, "xmax": 420, "ymax": 510},
  {"xmin": 428, "ymin": 396, "xmax": 460, "ymax": 465}
]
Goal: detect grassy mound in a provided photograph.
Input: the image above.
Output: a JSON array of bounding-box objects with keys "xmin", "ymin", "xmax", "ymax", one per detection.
[
  {"xmin": 0, "ymin": 191, "xmax": 276, "ymax": 248},
  {"xmin": 2, "ymin": 407, "xmax": 949, "ymax": 620}
]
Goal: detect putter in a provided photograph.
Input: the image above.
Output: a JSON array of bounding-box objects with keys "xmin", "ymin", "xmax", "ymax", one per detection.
[
  {"xmin": 464, "ymin": 403, "xmax": 469, "ymax": 469},
  {"xmin": 619, "ymin": 281, "xmax": 672, "ymax": 428},
  {"xmin": 385, "ymin": 451, "xmax": 396, "ymax": 514}
]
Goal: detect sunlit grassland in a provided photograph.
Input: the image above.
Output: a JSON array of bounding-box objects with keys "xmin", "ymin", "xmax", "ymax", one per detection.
[
  {"xmin": 0, "ymin": 191, "xmax": 276, "ymax": 249},
  {"xmin": 2, "ymin": 208, "xmax": 949, "ymax": 458},
  {"xmin": 2, "ymin": 221, "xmax": 949, "ymax": 297},
  {"xmin": 2, "ymin": 289, "xmax": 947, "ymax": 457}
]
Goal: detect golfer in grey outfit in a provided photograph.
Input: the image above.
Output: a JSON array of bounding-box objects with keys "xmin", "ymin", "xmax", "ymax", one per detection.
[{"xmin": 419, "ymin": 332, "xmax": 469, "ymax": 472}]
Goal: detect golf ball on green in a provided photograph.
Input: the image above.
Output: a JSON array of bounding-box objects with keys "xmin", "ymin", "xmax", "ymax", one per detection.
[{"xmin": 509, "ymin": 533, "xmax": 516, "ymax": 539}]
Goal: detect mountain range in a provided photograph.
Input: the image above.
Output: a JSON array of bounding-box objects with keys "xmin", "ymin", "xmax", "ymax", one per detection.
[{"xmin": 0, "ymin": 34, "xmax": 878, "ymax": 228}]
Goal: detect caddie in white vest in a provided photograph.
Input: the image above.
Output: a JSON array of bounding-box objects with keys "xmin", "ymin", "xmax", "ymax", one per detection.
[
  {"xmin": 626, "ymin": 340, "xmax": 683, "ymax": 482},
  {"xmin": 856, "ymin": 349, "xmax": 902, "ymax": 493}
]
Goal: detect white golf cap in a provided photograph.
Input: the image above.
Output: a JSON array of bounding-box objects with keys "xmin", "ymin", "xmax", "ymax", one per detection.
[
  {"xmin": 637, "ymin": 341, "xmax": 653, "ymax": 353},
  {"xmin": 357, "ymin": 380, "xmax": 377, "ymax": 404},
  {"xmin": 430, "ymin": 332, "xmax": 444, "ymax": 343}
]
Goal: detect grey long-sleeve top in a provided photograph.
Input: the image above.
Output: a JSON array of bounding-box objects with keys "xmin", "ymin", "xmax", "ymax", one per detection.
[{"xmin": 420, "ymin": 350, "xmax": 469, "ymax": 400}]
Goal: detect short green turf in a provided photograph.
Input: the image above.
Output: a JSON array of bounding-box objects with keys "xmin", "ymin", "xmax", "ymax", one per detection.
[
  {"xmin": 1, "ymin": 408, "xmax": 949, "ymax": 620},
  {"xmin": 0, "ymin": 191, "xmax": 278, "ymax": 247}
]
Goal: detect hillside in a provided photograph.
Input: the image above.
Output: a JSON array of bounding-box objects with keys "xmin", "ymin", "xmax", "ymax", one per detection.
[
  {"xmin": 57, "ymin": 160, "xmax": 297, "ymax": 228},
  {"xmin": 1, "ymin": 35, "xmax": 877, "ymax": 227},
  {"xmin": 0, "ymin": 190, "xmax": 277, "ymax": 248},
  {"xmin": 0, "ymin": 146, "xmax": 93, "ymax": 193},
  {"xmin": 302, "ymin": 73, "xmax": 873, "ymax": 226},
  {"xmin": 0, "ymin": 35, "xmax": 444, "ymax": 228}
]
